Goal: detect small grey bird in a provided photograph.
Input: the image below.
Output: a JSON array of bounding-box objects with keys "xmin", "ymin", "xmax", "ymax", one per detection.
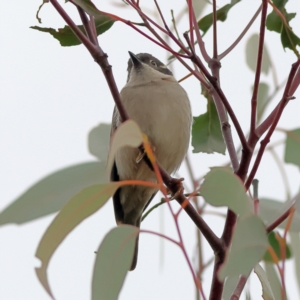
[{"xmin": 110, "ymin": 52, "xmax": 192, "ymax": 270}]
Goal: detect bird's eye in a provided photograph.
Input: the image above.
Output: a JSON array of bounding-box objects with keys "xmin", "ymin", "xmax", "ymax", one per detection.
[{"xmin": 150, "ymin": 60, "xmax": 157, "ymax": 67}]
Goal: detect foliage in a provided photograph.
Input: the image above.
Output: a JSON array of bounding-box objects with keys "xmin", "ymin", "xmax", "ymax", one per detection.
[{"xmin": 2, "ymin": 0, "xmax": 300, "ymax": 300}]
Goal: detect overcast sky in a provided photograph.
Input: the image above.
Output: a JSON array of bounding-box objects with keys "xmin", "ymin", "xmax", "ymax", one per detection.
[{"xmin": 1, "ymin": 1, "xmax": 300, "ymax": 299}]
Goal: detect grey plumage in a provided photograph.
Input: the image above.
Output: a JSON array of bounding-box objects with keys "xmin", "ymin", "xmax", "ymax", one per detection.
[{"xmin": 110, "ymin": 52, "xmax": 192, "ymax": 270}]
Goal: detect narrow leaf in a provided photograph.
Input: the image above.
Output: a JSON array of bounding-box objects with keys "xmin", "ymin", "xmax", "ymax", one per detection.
[
  {"xmin": 254, "ymin": 263, "xmax": 275, "ymax": 300},
  {"xmin": 219, "ymin": 215, "xmax": 268, "ymax": 280},
  {"xmin": 35, "ymin": 182, "xmax": 121, "ymax": 298},
  {"xmin": 256, "ymin": 83, "xmax": 270, "ymax": 122},
  {"xmin": 264, "ymin": 263, "xmax": 282, "ymax": 300},
  {"xmin": 222, "ymin": 276, "xmax": 240, "ymax": 300},
  {"xmin": 192, "ymin": 84, "xmax": 225, "ymax": 154},
  {"xmin": 263, "ymin": 231, "xmax": 291, "ymax": 262},
  {"xmin": 284, "ymin": 128, "xmax": 300, "ymax": 168},
  {"xmin": 88, "ymin": 123, "xmax": 111, "ymax": 161},
  {"xmin": 198, "ymin": 0, "xmax": 241, "ymax": 35},
  {"xmin": 200, "ymin": 167, "xmax": 252, "ymax": 216},
  {"xmin": 106, "ymin": 120, "xmax": 143, "ymax": 177},
  {"xmin": 245, "ymin": 34, "xmax": 272, "ymax": 75},
  {"xmin": 30, "ymin": 14, "xmax": 114, "ymax": 47},
  {"xmin": 290, "ymin": 232, "xmax": 300, "ymax": 296},
  {"xmin": 0, "ymin": 161, "xmax": 106, "ymax": 226},
  {"xmin": 92, "ymin": 226, "xmax": 138, "ymax": 300},
  {"xmin": 259, "ymin": 198, "xmax": 300, "ymax": 231}
]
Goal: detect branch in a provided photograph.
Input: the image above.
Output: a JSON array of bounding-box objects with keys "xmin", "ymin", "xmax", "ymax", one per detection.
[
  {"xmin": 218, "ymin": 5, "xmax": 262, "ymax": 60},
  {"xmin": 245, "ymin": 59, "xmax": 300, "ymax": 189},
  {"xmin": 212, "ymin": 0, "xmax": 218, "ymax": 59},
  {"xmin": 183, "ymin": 33, "xmax": 248, "ymax": 152},
  {"xmin": 49, "ymin": 0, "xmax": 224, "ymax": 254},
  {"xmin": 250, "ymin": 0, "xmax": 268, "ymax": 136}
]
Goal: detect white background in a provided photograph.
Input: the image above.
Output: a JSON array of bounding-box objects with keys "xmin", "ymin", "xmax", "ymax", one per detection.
[{"xmin": 1, "ymin": 0, "xmax": 300, "ymax": 299}]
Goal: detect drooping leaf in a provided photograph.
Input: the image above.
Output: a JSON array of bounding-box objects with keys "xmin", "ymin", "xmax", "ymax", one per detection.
[
  {"xmin": 35, "ymin": 182, "xmax": 121, "ymax": 298},
  {"xmin": 30, "ymin": 14, "xmax": 114, "ymax": 46},
  {"xmin": 92, "ymin": 226, "xmax": 138, "ymax": 300},
  {"xmin": 0, "ymin": 161, "xmax": 106, "ymax": 226},
  {"xmin": 219, "ymin": 214, "xmax": 268, "ymax": 280},
  {"xmin": 106, "ymin": 120, "xmax": 143, "ymax": 177},
  {"xmin": 192, "ymin": 85, "xmax": 225, "ymax": 154},
  {"xmin": 284, "ymin": 128, "xmax": 300, "ymax": 168},
  {"xmin": 245, "ymin": 34, "xmax": 272, "ymax": 75},
  {"xmin": 290, "ymin": 232, "xmax": 300, "ymax": 296},
  {"xmin": 263, "ymin": 231, "xmax": 292, "ymax": 262},
  {"xmin": 88, "ymin": 123, "xmax": 111, "ymax": 161},
  {"xmin": 200, "ymin": 167, "xmax": 252, "ymax": 216},
  {"xmin": 256, "ymin": 83, "xmax": 270, "ymax": 122},
  {"xmin": 254, "ymin": 264, "xmax": 275, "ymax": 300},
  {"xmin": 198, "ymin": 0, "xmax": 241, "ymax": 36},
  {"xmin": 264, "ymin": 263, "xmax": 282, "ymax": 300},
  {"xmin": 222, "ymin": 276, "xmax": 240, "ymax": 300},
  {"xmin": 259, "ymin": 198, "xmax": 300, "ymax": 232},
  {"xmin": 266, "ymin": 0, "xmax": 300, "ymax": 56}
]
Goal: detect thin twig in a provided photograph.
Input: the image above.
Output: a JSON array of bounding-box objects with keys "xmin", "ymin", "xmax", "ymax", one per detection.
[
  {"xmin": 250, "ymin": 0, "xmax": 268, "ymax": 136},
  {"xmin": 218, "ymin": 5, "xmax": 262, "ymax": 60}
]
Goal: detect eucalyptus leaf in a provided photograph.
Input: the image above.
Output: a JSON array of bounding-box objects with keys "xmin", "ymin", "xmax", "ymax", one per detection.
[
  {"xmin": 266, "ymin": 0, "xmax": 300, "ymax": 55},
  {"xmin": 259, "ymin": 198, "xmax": 300, "ymax": 232},
  {"xmin": 254, "ymin": 263, "xmax": 275, "ymax": 300},
  {"xmin": 31, "ymin": 14, "xmax": 114, "ymax": 47},
  {"xmin": 92, "ymin": 226, "xmax": 138, "ymax": 300},
  {"xmin": 88, "ymin": 123, "xmax": 111, "ymax": 161},
  {"xmin": 256, "ymin": 82, "xmax": 270, "ymax": 122},
  {"xmin": 284, "ymin": 128, "xmax": 300, "ymax": 168},
  {"xmin": 107, "ymin": 120, "xmax": 143, "ymax": 178},
  {"xmin": 264, "ymin": 263, "xmax": 282, "ymax": 300},
  {"xmin": 35, "ymin": 182, "xmax": 121, "ymax": 298},
  {"xmin": 200, "ymin": 167, "xmax": 252, "ymax": 216},
  {"xmin": 290, "ymin": 232, "xmax": 300, "ymax": 296},
  {"xmin": 192, "ymin": 85, "xmax": 225, "ymax": 154},
  {"xmin": 263, "ymin": 231, "xmax": 291, "ymax": 262},
  {"xmin": 219, "ymin": 214, "xmax": 268, "ymax": 280},
  {"xmin": 0, "ymin": 161, "xmax": 106, "ymax": 226},
  {"xmin": 198, "ymin": 0, "xmax": 241, "ymax": 36}
]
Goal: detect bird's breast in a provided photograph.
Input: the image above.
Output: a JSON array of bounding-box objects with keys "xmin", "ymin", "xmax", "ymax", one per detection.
[{"xmin": 118, "ymin": 79, "xmax": 192, "ymax": 177}]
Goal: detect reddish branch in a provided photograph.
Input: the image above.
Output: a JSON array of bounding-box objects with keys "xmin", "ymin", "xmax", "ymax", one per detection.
[{"xmin": 48, "ymin": 1, "xmax": 300, "ymax": 299}]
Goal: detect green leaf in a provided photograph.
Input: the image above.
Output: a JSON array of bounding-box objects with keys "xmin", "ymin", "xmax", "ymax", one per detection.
[
  {"xmin": 92, "ymin": 226, "xmax": 138, "ymax": 300},
  {"xmin": 35, "ymin": 182, "xmax": 121, "ymax": 298},
  {"xmin": 259, "ymin": 198, "xmax": 300, "ymax": 232},
  {"xmin": 0, "ymin": 161, "xmax": 106, "ymax": 226},
  {"xmin": 263, "ymin": 231, "xmax": 291, "ymax": 262},
  {"xmin": 30, "ymin": 14, "xmax": 114, "ymax": 47},
  {"xmin": 88, "ymin": 123, "xmax": 111, "ymax": 161},
  {"xmin": 264, "ymin": 263, "xmax": 282, "ymax": 300},
  {"xmin": 107, "ymin": 120, "xmax": 143, "ymax": 178},
  {"xmin": 219, "ymin": 214, "xmax": 268, "ymax": 280},
  {"xmin": 266, "ymin": 0, "xmax": 300, "ymax": 55},
  {"xmin": 245, "ymin": 34, "xmax": 272, "ymax": 75},
  {"xmin": 254, "ymin": 264, "xmax": 275, "ymax": 300},
  {"xmin": 290, "ymin": 232, "xmax": 300, "ymax": 296},
  {"xmin": 200, "ymin": 167, "xmax": 252, "ymax": 216},
  {"xmin": 284, "ymin": 128, "xmax": 300, "ymax": 168},
  {"xmin": 192, "ymin": 85, "xmax": 225, "ymax": 154},
  {"xmin": 256, "ymin": 83, "xmax": 270, "ymax": 122},
  {"xmin": 222, "ymin": 276, "xmax": 240, "ymax": 300},
  {"xmin": 198, "ymin": 0, "xmax": 241, "ymax": 36}
]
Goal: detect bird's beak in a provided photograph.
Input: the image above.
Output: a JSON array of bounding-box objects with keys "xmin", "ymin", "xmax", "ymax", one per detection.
[{"xmin": 128, "ymin": 51, "xmax": 142, "ymax": 68}]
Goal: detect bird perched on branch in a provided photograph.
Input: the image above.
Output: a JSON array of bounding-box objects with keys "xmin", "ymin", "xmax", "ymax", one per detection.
[{"xmin": 110, "ymin": 52, "xmax": 192, "ymax": 270}]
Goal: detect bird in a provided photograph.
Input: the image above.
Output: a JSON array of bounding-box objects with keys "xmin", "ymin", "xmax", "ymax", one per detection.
[{"xmin": 110, "ymin": 52, "xmax": 192, "ymax": 270}]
